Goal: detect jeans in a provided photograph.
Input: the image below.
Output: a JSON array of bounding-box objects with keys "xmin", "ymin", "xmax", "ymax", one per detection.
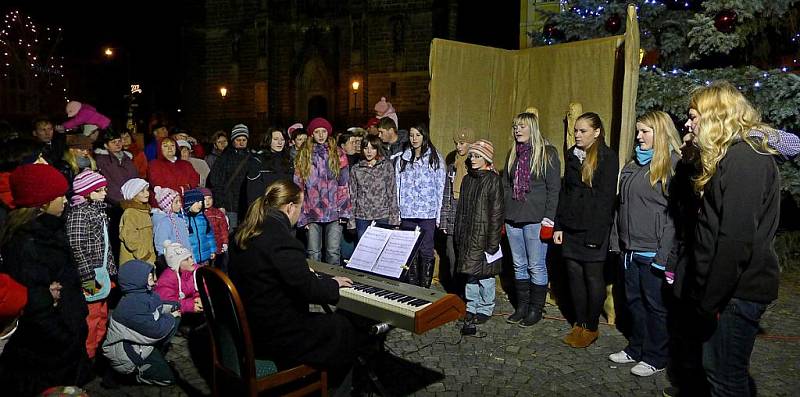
[
  {"xmin": 623, "ymin": 252, "xmax": 668, "ymax": 369},
  {"xmin": 702, "ymin": 298, "xmax": 767, "ymax": 397},
  {"xmin": 565, "ymin": 258, "xmax": 606, "ymax": 331},
  {"xmin": 506, "ymin": 222, "xmax": 549, "ymax": 286},
  {"xmin": 465, "ymin": 276, "xmax": 496, "ymax": 316},
  {"xmin": 307, "ymin": 221, "xmax": 343, "ymax": 266},
  {"xmin": 355, "ymin": 218, "xmax": 389, "ymax": 242}
]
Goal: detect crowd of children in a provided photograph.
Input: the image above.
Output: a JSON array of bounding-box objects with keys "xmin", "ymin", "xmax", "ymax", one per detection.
[{"xmin": 1, "ymin": 86, "xmax": 799, "ymax": 396}]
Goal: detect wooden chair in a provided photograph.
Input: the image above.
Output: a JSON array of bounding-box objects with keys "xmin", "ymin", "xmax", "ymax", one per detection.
[{"xmin": 195, "ymin": 266, "xmax": 328, "ymax": 397}]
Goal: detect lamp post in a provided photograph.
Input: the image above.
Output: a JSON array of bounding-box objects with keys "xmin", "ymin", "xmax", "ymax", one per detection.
[
  {"xmin": 351, "ymin": 80, "xmax": 360, "ymax": 113},
  {"xmin": 220, "ymin": 86, "xmax": 228, "ymax": 98},
  {"xmin": 103, "ymin": 46, "xmax": 136, "ymax": 131}
]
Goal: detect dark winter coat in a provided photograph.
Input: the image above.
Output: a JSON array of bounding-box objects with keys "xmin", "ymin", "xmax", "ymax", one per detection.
[
  {"xmin": 692, "ymin": 140, "xmax": 780, "ymax": 314},
  {"xmin": 0, "ymin": 213, "xmax": 90, "ymax": 396},
  {"xmin": 454, "ymin": 168, "xmax": 504, "ymax": 278},
  {"xmin": 208, "ymin": 146, "xmax": 251, "ymax": 214},
  {"xmin": 228, "ymin": 209, "xmax": 357, "ymax": 369},
  {"xmin": 503, "ymin": 145, "xmax": 561, "ymax": 224},
  {"xmin": 555, "ymin": 144, "xmax": 619, "ymax": 262},
  {"xmin": 245, "ymin": 149, "xmax": 294, "ymax": 207}
]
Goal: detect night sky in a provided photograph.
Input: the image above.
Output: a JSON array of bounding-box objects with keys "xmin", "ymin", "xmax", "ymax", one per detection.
[{"xmin": 4, "ymin": 1, "xmax": 515, "ymax": 123}]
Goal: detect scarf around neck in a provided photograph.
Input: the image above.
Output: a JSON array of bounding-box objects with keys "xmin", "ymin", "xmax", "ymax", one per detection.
[
  {"xmin": 635, "ymin": 146, "xmax": 653, "ymax": 165},
  {"xmin": 512, "ymin": 142, "xmax": 532, "ymax": 201}
]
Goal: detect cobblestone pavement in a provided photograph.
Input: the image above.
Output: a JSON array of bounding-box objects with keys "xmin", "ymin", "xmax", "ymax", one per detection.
[{"xmin": 84, "ymin": 275, "xmax": 800, "ymax": 396}]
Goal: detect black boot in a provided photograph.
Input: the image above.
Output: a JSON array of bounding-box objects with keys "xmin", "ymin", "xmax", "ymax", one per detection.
[
  {"xmin": 421, "ymin": 259, "xmax": 435, "ymax": 288},
  {"xmin": 506, "ymin": 280, "xmax": 530, "ymax": 324},
  {"xmin": 406, "ymin": 260, "xmax": 419, "ymax": 285},
  {"xmin": 520, "ymin": 283, "xmax": 547, "ymax": 327}
]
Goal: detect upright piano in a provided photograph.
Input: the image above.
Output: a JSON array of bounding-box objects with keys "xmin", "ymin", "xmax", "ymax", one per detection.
[{"xmin": 308, "ymin": 261, "xmax": 466, "ymax": 334}]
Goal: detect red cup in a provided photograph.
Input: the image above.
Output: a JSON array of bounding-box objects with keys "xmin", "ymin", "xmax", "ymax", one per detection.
[{"xmin": 540, "ymin": 224, "xmax": 554, "ymax": 240}]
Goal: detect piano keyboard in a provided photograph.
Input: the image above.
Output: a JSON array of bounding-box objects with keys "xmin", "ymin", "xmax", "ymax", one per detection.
[{"xmin": 308, "ymin": 261, "xmax": 465, "ymax": 334}]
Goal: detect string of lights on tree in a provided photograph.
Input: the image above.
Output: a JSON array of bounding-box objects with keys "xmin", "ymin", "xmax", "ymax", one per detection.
[{"xmin": 0, "ymin": 9, "xmax": 68, "ymax": 102}]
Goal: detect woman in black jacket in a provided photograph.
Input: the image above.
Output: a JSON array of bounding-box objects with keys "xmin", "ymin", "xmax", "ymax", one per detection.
[
  {"xmin": 688, "ymin": 82, "xmax": 781, "ymax": 396},
  {"xmin": 0, "ymin": 164, "xmax": 91, "ymax": 396},
  {"xmin": 454, "ymin": 139, "xmax": 504, "ymax": 334},
  {"xmin": 553, "ymin": 112, "xmax": 618, "ymax": 348},
  {"xmin": 245, "ymin": 127, "xmax": 294, "ymax": 205},
  {"xmin": 228, "ymin": 179, "xmax": 358, "ymax": 374}
]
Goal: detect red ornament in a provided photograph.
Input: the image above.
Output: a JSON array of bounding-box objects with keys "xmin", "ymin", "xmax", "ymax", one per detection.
[
  {"xmin": 714, "ymin": 9, "xmax": 738, "ymax": 34},
  {"xmin": 543, "ymin": 21, "xmax": 562, "ymax": 41},
  {"xmin": 605, "ymin": 14, "xmax": 622, "ymax": 33}
]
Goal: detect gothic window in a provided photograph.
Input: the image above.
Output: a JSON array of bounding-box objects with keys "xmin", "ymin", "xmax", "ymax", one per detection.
[
  {"xmin": 392, "ymin": 18, "xmax": 405, "ymax": 55},
  {"xmin": 231, "ymin": 31, "xmax": 241, "ymax": 62}
]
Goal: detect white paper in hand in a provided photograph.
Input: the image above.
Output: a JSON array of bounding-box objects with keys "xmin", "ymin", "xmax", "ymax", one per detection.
[{"xmin": 485, "ymin": 246, "xmax": 503, "ymax": 263}]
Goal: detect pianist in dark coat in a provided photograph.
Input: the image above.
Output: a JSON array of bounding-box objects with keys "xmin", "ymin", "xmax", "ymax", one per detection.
[{"xmin": 228, "ymin": 179, "xmax": 358, "ymax": 371}]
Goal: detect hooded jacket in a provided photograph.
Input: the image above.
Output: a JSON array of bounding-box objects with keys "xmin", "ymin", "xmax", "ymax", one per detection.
[
  {"xmin": 103, "ymin": 260, "xmax": 176, "ymax": 374},
  {"xmin": 147, "ymin": 138, "xmax": 200, "ymax": 206},
  {"xmin": 119, "ymin": 199, "xmax": 156, "ymax": 264}
]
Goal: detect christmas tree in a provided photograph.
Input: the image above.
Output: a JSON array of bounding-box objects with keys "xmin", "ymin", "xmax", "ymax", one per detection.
[{"xmin": 528, "ymin": 0, "xmax": 800, "ymax": 204}]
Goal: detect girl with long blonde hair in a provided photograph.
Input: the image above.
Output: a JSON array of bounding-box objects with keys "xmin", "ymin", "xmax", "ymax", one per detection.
[
  {"xmin": 607, "ymin": 110, "xmax": 681, "ymax": 376},
  {"xmin": 503, "ymin": 110, "xmax": 561, "ymax": 327},
  {"xmin": 683, "ymin": 82, "xmax": 781, "ymax": 395},
  {"xmin": 293, "ymin": 117, "xmax": 352, "ymax": 266},
  {"xmin": 553, "ymin": 112, "xmax": 618, "ymax": 348}
]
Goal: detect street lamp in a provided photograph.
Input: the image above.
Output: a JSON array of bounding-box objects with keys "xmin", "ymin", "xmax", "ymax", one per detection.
[
  {"xmin": 351, "ymin": 80, "xmax": 360, "ymax": 112},
  {"xmin": 220, "ymin": 87, "xmax": 228, "ymax": 98},
  {"xmin": 104, "ymin": 47, "xmax": 114, "ymax": 57}
]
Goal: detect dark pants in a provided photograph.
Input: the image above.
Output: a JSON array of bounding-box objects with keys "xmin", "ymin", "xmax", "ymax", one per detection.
[
  {"xmin": 667, "ymin": 295, "xmax": 710, "ymax": 395},
  {"xmin": 702, "ymin": 298, "xmax": 766, "ymax": 397},
  {"xmin": 400, "ymin": 218, "xmax": 436, "ymax": 263},
  {"xmin": 565, "ymin": 258, "xmax": 606, "ymax": 331},
  {"xmin": 623, "ymin": 252, "xmax": 668, "ymax": 368}
]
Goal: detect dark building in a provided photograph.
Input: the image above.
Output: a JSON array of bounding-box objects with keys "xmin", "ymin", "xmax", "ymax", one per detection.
[{"xmin": 179, "ymin": 0, "xmax": 458, "ymax": 136}]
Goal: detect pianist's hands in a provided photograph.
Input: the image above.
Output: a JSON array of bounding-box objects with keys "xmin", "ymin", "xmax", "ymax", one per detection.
[{"xmin": 333, "ymin": 276, "xmax": 353, "ymax": 288}]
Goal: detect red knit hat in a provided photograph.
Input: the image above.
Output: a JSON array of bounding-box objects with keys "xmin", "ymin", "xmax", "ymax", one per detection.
[
  {"xmin": 10, "ymin": 164, "xmax": 68, "ymax": 208},
  {"xmin": 307, "ymin": 117, "xmax": 333, "ymax": 136},
  {"xmin": 0, "ymin": 273, "xmax": 28, "ymax": 320}
]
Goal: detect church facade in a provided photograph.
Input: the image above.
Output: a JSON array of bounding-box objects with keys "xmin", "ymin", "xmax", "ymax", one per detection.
[{"xmin": 180, "ymin": 0, "xmax": 457, "ymax": 136}]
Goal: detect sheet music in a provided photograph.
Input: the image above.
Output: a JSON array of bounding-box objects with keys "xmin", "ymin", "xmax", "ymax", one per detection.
[
  {"xmin": 347, "ymin": 226, "xmax": 393, "ymax": 272},
  {"xmin": 485, "ymin": 246, "xmax": 503, "ymax": 263},
  {"xmin": 373, "ymin": 229, "xmax": 420, "ymax": 278}
]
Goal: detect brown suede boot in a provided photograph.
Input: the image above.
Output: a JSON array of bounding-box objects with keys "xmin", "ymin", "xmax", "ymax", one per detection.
[
  {"xmin": 570, "ymin": 328, "xmax": 599, "ymax": 348},
  {"xmin": 562, "ymin": 325, "xmax": 584, "ymax": 346}
]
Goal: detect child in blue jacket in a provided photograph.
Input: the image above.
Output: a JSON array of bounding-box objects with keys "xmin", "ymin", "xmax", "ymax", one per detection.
[{"xmin": 182, "ymin": 188, "xmax": 216, "ymax": 265}]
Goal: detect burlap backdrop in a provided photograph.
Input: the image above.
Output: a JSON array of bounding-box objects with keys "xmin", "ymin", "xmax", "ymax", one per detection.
[{"xmin": 429, "ymin": 5, "xmax": 640, "ymax": 171}]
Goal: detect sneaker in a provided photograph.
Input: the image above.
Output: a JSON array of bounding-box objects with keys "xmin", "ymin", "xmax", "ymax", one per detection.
[
  {"xmin": 662, "ymin": 386, "xmax": 680, "ymax": 397},
  {"xmin": 460, "ymin": 320, "xmax": 477, "ymax": 336},
  {"xmin": 475, "ymin": 314, "xmax": 491, "ymax": 324},
  {"xmin": 464, "ymin": 312, "xmax": 476, "ymax": 323},
  {"xmin": 631, "ymin": 362, "xmax": 665, "ymax": 377},
  {"xmin": 608, "ymin": 350, "xmax": 636, "ymax": 364}
]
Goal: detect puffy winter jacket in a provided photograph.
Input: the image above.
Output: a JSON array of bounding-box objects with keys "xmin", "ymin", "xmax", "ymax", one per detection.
[
  {"xmin": 185, "ymin": 212, "xmax": 216, "ymax": 263},
  {"xmin": 454, "ymin": 169, "xmax": 504, "ymax": 277},
  {"xmin": 154, "ymin": 265, "xmax": 199, "ymax": 314},
  {"xmin": 119, "ymin": 199, "xmax": 156, "ymax": 264}
]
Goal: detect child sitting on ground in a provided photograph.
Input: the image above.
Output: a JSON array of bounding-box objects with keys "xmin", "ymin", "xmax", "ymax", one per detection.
[
  {"xmin": 182, "ymin": 189, "xmax": 216, "ymax": 266},
  {"xmin": 102, "ymin": 260, "xmax": 180, "ymax": 386},
  {"xmin": 154, "ymin": 241, "xmax": 203, "ymax": 315}
]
